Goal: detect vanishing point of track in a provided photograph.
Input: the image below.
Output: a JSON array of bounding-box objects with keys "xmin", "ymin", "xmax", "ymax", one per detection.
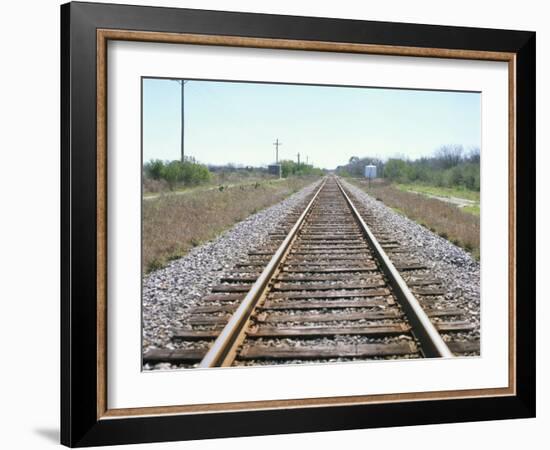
[{"xmin": 144, "ymin": 177, "xmax": 475, "ymax": 368}]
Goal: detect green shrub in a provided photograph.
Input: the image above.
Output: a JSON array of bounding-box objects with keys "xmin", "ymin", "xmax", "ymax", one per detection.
[
  {"xmin": 143, "ymin": 158, "xmax": 211, "ymax": 190},
  {"xmin": 383, "ymin": 159, "xmax": 408, "ymax": 181},
  {"xmin": 161, "ymin": 161, "xmax": 183, "ymax": 189},
  {"xmin": 280, "ymin": 160, "xmax": 324, "ymax": 178},
  {"xmin": 144, "ymin": 159, "xmax": 165, "ymax": 180}
]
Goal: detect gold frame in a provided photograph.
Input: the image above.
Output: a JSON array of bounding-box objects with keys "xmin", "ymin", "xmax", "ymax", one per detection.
[{"xmin": 96, "ymin": 29, "xmax": 516, "ymax": 420}]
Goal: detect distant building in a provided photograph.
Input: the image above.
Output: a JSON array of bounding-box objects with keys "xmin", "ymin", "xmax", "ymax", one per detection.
[
  {"xmin": 364, "ymin": 165, "xmax": 377, "ymax": 179},
  {"xmin": 268, "ymin": 164, "xmax": 282, "ymax": 178}
]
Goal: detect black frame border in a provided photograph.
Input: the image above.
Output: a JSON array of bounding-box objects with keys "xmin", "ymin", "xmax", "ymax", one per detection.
[{"xmin": 61, "ymin": 1, "xmax": 535, "ymax": 447}]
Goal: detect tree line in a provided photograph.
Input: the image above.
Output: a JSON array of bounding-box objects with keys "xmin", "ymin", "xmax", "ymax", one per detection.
[
  {"xmin": 143, "ymin": 157, "xmax": 325, "ymax": 190},
  {"xmin": 336, "ymin": 145, "xmax": 480, "ymax": 191}
]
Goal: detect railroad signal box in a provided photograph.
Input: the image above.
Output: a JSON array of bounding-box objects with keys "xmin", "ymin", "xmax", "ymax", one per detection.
[
  {"xmin": 268, "ymin": 164, "xmax": 282, "ymax": 178},
  {"xmin": 364, "ymin": 165, "xmax": 377, "ymax": 179}
]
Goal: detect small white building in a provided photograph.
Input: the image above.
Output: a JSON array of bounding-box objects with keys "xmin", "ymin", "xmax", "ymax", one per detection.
[{"xmin": 364, "ymin": 165, "xmax": 377, "ymax": 179}]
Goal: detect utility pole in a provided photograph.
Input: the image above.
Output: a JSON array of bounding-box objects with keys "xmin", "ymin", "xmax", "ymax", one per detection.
[
  {"xmin": 273, "ymin": 138, "xmax": 282, "ymax": 163},
  {"xmin": 175, "ymin": 79, "xmax": 188, "ymax": 163}
]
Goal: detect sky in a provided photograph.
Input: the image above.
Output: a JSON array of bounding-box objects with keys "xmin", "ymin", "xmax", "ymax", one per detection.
[{"xmin": 142, "ymin": 78, "xmax": 481, "ymax": 170}]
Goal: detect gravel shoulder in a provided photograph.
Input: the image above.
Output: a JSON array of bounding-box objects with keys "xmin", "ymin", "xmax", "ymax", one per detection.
[{"xmin": 142, "ymin": 181, "xmax": 320, "ymax": 355}]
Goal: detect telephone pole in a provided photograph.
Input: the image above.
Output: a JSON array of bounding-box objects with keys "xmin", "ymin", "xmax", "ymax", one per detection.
[
  {"xmin": 175, "ymin": 79, "xmax": 188, "ymax": 163},
  {"xmin": 273, "ymin": 138, "xmax": 282, "ymax": 163}
]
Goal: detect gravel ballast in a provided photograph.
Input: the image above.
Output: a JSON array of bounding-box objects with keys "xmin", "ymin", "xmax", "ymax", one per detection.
[{"xmin": 142, "ymin": 181, "xmax": 320, "ymax": 358}]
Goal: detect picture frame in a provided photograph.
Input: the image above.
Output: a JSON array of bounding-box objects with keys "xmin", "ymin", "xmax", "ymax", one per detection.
[{"xmin": 60, "ymin": 1, "xmax": 535, "ymax": 447}]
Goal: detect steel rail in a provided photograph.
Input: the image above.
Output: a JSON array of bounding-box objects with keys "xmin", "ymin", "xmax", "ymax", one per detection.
[
  {"xmin": 198, "ymin": 178, "xmax": 327, "ymax": 368},
  {"xmin": 336, "ymin": 178, "xmax": 454, "ymax": 358}
]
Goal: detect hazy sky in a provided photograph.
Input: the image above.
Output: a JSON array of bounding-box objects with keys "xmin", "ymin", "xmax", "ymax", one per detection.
[{"xmin": 142, "ymin": 78, "xmax": 480, "ymax": 169}]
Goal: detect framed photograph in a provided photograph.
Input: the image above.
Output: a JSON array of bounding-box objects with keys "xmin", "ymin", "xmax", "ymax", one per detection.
[{"xmin": 61, "ymin": 1, "xmax": 535, "ymax": 447}]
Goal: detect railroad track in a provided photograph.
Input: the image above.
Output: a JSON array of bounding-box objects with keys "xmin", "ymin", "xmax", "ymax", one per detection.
[{"xmin": 144, "ymin": 176, "xmax": 477, "ymax": 368}]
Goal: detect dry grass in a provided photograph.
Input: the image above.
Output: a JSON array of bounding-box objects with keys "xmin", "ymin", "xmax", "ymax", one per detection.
[
  {"xmin": 142, "ymin": 170, "xmax": 278, "ymax": 195},
  {"xmin": 143, "ymin": 177, "xmax": 169, "ymax": 193},
  {"xmin": 143, "ymin": 177, "xmax": 316, "ymax": 273},
  {"xmin": 351, "ymin": 179, "xmax": 480, "ymax": 259}
]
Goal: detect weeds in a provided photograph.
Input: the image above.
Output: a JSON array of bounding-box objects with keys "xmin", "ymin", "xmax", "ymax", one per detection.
[
  {"xmin": 352, "ymin": 180, "xmax": 479, "ymax": 259},
  {"xmin": 143, "ymin": 177, "xmax": 317, "ymax": 273}
]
